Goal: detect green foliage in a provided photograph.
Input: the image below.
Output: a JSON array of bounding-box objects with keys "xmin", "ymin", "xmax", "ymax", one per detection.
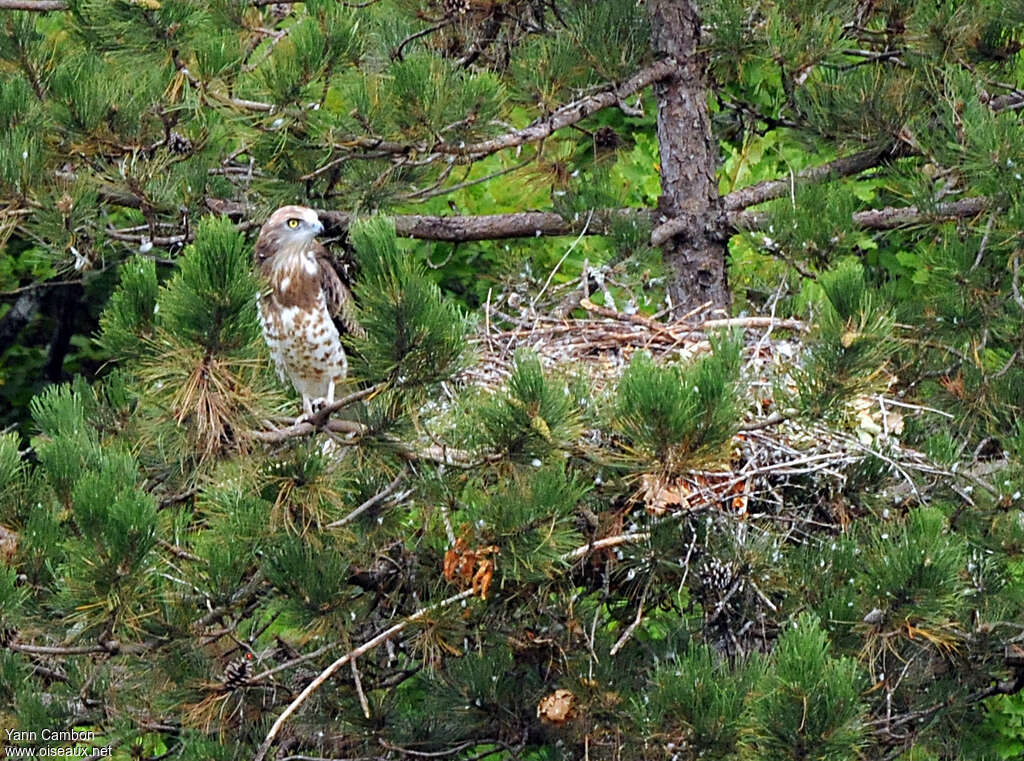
[
  {"xmin": 859, "ymin": 507, "xmax": 967, "ymax": 627},
  {"xmin": 757, "ymin": 181, "xmax": 878, "ymax": 267},
  {"xmin": 793, "ymin": 259, "xmax": 899, "ymax": 421},
  {"xmin": 0, "ymin": 566, "xmax": 27, "ymax": 625},
  {"xmin": 30, "ymin": 380, "xmax": 102, "ymax": 503},
  {"xmin": 191, "ymin": 486, "xmax": 270, "ymax": 599},
  {"xmin": 615, "ymin": 333, "xmax": 743, "ymax": 466},
  {"xmin": 263, "ymin": 534, "xmax": 350, "ymax": 617},
  {"xmin": 66, "ymin": 463, "xmax": 157, "ymax": 599},
  {"xmin": 157, "ymin": 215, "xmax": 261, "ymax": 353},
  {"xmin": 641, "ymin": 645, "xmax": 763, "ymax": 758},
  {"xmin": 0, "ymin": 433, "xmax": 23, "ymax": 501},
  {"xmin": 742, "ymin": 613, "xmax": 867, "ymax": 761},
  {"xmin": 385, "ymin": 56, "xmax": 504, "ymax": 142},
  {"xmin": 462, "ymin": 465, "xmax": 585, "ymax": 584},
  {"xmin": 564, "ymin": 0, "xmax": 651, "ymax": 82},
  {"xmin": 983, "ymin": 694, "xmax": 1024, "ymax": 760},
  {"xmin": 350, "ymin": 215, "xmax": 468, "ymax": 391},
  {"xmin": 473, "ymin": 352, "xmax": 582, "ymax": 464},
  {"xmin": 97, "ymin": 255, "xmax": 158, "ymax": 358}
]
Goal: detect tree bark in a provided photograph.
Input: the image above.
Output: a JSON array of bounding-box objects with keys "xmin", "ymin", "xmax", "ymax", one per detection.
[{"xmin": 649, "ymin": 0, "xmax": 730, "ymax": 315}]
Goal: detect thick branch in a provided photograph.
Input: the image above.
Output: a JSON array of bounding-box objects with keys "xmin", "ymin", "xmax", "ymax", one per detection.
[
  {"xmin": 213, "ymin": 196, "xmax": 993, "ymax": 251},
  {"xmin": 732, "ymin": 196, "xmax": 990, "ymax": 232},
  {"xmin": 721, "ymin": 144, "xmax": 900, "ymax": 212},
  {"xmin": 319, "ymin": 208, "xmax": 648, "ymax": 241},
  {"xmin": 0, "ymin": 0, "xmax": 67, "ymax": 8}
]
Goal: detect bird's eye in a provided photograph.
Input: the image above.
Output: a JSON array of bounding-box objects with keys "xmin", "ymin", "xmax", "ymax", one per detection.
[{"xmin": 287, "ymin": 218, "xmax": 300, "ymax": 229}]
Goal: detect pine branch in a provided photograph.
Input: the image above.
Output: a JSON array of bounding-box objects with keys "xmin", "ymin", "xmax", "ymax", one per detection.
[
  {"xmin": 253, "ymin": 589, "xmax": 477, "ymax": 761},
  {"xmin": 733, "ymin": 196, "xmax": 990, "ymax": 232},
  {"xmin": 249, "ymin": 385, "xmax": 381, "ymax": 443},
  {"xmin": 0, "ymin": 0, "xmax": 66, "ymax": 8},
  {"xmin": 319, "ymin": 208, "xmax": 646, "ymax": 241},
  {"xmin": 322, "ymin": 58, "xmax": 679, "ymax": 165},
  {"xmin": 254, "ymin": 528, "xmax": 659, "ymax": 761}
]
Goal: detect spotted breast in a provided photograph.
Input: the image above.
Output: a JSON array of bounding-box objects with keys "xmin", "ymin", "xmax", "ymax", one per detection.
[{"xmin": 253, "ymin": 205, "xmax": 359, "ymax": 418}]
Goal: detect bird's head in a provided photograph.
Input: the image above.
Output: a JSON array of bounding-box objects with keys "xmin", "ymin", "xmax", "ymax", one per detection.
[{"xmin": 261, "ymin": 205, "xmax": 324, "ymax": 246}]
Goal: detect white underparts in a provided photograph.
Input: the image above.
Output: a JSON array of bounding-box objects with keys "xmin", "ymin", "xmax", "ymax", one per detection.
[
  {"xmin": 303, "ymin": 250, "xmax": 318, "ymax": 275},
  {"xmin": 258, "ymin": 251, "xmax": 348, "ymax": 412}
]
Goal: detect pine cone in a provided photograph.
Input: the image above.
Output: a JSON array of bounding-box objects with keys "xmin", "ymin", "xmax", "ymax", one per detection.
[
  {"xmin": 222, "ymin": 654, "xmax": 253, "ymax": 690},
  {"xmin": 167, "ymin": 131, "xmax": 193, "ymax": 155},
  {"xmin": 698, "ymin": 557, "xmax": 736, "ymax": 597},
  {"xmin": 442, "ymin": 0, "xmax": 471, "ymax": 17},
  {"xmin": 594, "ymin": 126, "xmax": 620, "ymax": 151}
]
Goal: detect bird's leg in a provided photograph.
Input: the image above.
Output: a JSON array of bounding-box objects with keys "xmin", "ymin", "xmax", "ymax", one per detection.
[
  {"xmin": 307, "ymin": 379, "xmax": 337, "ymax": 420},
  {"xmin": 296, "ymin": 394, "xmax": 315, "ymax": 425}
]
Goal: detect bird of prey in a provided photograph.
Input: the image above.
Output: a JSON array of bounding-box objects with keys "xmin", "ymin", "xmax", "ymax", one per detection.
[{"xmin": 254, "ymin": 205, "xmax": 361, "ymax": 419}]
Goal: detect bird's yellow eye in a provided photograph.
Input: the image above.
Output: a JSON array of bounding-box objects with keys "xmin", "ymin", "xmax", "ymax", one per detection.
[{"xmin": 287, "ymin": 218, "xmax": 300, "ymax": 229}]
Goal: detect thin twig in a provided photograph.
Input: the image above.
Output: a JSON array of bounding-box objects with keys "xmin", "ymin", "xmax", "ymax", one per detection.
[
  {"xmin": 391, "ymin": 20, "xmax": 453, "ymax": 62},
  {"xmin": 533, "ymin": 210, "xmax": 593, "ymax": 308},
  {"xmin": 326, "ymin": 475, "xmax": 405, "ymax": 529},
  {"xmin": 351, "ymin": 657, "xmax": 371, "ymax": 719}
]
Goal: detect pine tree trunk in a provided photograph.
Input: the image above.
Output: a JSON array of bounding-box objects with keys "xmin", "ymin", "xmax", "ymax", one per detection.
[{"xmin": 649, "ymin": 0, "xmax": 731, "ymax": 315}]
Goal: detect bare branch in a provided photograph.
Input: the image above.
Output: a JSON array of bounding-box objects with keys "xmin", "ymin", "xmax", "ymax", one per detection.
[
  {"xmin": 990, "ymin": 90, "xmax": 1024, "ymax": 112},
  {"xmin": 440, "ymin": 58, "xmax": 678, "ymax": 159},
  {"xmin": 391, "ymin": 20, "xmax": 452, "ymax": 62},
  {"xmin": 253, "ymin": 589, "xmax": 477, "ymax": 761},
  {"xmin": 847, "ymin": 197, "xmax": 989, "ymax": 230},
  {"xmin": 250, "ymin": 385, "xmax": 380, "ymax": 443},
  {"xmin": 326, "ymin": 57, "xmax": 679, "ymax": 165},
  {"xmin": 326, "ymin": 474, "xmax": 405, "ymax": 529},
  {"xmin": 724, "ymin": 145, "xmax": 900, "ymax": 212},
  {"xmin": 0, "ymin": 0, "xmax": 67, "ymax": 8},
  {"xmin": 732, "ymin": 196, "xmax": 990, "ymax": 233},
  {"xmin": 320, "ymin": 207, "xmax": 647, "ymax": 242}
]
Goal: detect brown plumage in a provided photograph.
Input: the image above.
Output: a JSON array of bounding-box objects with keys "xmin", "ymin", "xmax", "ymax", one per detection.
[{"xmin": 254, "ymin": 205, "xmax": 361, "ymax": 417}]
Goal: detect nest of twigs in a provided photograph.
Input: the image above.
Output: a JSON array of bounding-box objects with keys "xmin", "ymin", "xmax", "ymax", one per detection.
[{"xmin": 460, "ymin": 280, "xmax": 949, "ymax": 529}]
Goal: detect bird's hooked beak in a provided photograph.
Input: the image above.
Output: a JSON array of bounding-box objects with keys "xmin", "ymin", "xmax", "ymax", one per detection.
[{"xmin": 313, "ymin": 218, "xmax": 324, "ymax": 235}]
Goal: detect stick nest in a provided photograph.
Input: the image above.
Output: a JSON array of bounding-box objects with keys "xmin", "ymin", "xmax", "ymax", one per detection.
[{"xmin": 458, "ymin": 284, "xmax": 949, "ymax": 532}]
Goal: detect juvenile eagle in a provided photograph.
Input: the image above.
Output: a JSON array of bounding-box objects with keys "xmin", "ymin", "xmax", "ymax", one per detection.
[{"xmin": 254, "ymin": 205, "xmax": 360, "ymax": 418}]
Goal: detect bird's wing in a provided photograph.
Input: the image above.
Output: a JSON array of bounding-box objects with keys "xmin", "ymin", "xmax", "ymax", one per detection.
[
  {"xmin": 315, "ymin": 242, "xmax": 364, "ymax": 338},
  {"xmin": 253, "ymin": 229, "xmax": 275, "ymax": 266}
]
